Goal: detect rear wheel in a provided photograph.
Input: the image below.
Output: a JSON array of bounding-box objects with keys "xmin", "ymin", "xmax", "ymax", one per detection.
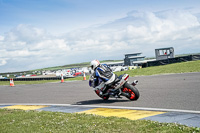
[
  {"xmin": 95, "ymin": 90, "xmax": 109, "ymax": 100},
  {"xmin": 122, "ymin": 82, "xmax": 140, "ymax": 101}
]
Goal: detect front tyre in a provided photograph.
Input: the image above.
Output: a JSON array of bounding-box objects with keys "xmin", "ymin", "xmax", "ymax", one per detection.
[
  {"xmin": 123, "ymin": 82, "xmax": 140, "ymax": 101},
  {"xmin": 95, "ymin": 90, "xmax": 109, "ymax": 100}
]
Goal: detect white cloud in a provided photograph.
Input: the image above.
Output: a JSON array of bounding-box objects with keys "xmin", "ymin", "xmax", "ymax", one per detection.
[
  {"xmin": 4, "ymin": 24, "xmax": 47, "ymax": 41},
  {"xmin": 0, "ymin": 36, "xmax": 4, "ymax": 41},
  {"xmin": 0, "ymin": 59, "xmax": 7, "ymax": 66},
  {"xmin": 0, "ymin": 9, "xmax": 200, "ymax": 72}
]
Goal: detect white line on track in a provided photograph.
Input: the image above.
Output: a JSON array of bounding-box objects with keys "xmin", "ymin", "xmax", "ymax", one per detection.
[{"xmin": 1, "ymin": 103, "xmax": 200, "ymax": 114}]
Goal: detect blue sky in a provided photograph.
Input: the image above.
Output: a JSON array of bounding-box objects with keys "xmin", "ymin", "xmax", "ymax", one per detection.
[
  {"xmin": 1, "ymin": 0, "xmax": 199, "ymax": 34},
  {"xmin": 0, "ymin": 0, "xmax": 200, "ymax": 73}
]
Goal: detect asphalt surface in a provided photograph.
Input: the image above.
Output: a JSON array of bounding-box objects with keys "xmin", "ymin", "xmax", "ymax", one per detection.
[{"xmin": 0, "ymin": 72, "xmax": 200, "ymax": 111}]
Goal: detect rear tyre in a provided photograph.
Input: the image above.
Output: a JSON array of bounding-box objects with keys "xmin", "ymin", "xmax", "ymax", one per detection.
[
  {"xmin": 123, "ymin": 82, "xmax": 140, "ymax": 101},
  {"xmin": 95, "ymin": 90, "xmax": 109, "ymax": 100}
]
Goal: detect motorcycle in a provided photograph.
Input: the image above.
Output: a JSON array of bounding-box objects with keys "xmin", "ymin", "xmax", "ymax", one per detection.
[{"xmin": 89, "ymin": 74, "xmax": 140, "ymax": 101}]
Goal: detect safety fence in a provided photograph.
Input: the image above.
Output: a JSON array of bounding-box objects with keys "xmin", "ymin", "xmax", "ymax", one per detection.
[{"xmin": 145, "ymin": 54, "xmax": 200, "ymax": 67}]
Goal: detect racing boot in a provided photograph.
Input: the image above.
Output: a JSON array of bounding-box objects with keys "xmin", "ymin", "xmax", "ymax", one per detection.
[{"xmin": 99, "ymin": 86, "xmax": 109, "ymax": 97}]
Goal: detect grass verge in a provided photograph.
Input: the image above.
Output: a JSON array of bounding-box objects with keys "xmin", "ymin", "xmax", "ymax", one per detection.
[
  {"xmin": 115, "ymin": 60, "xmax": 200, "ymax": 77},
  {"xmin": 0, "ymin": 109, "xmax": 199, "ymax": 133},
  {"xmin": 0, "ymin": 60, "xmax": 200, "ymax": 85}
]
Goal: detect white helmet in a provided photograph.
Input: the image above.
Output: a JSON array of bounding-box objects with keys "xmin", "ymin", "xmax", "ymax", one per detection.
[{"xmin": 90, "ymin": 60, "xmax": 100, "ymax": 70}]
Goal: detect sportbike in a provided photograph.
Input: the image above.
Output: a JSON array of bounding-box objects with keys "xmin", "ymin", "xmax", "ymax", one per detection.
[{"xmin": 91, "ymin": 74, "xmax": 140, "ymax": 100}]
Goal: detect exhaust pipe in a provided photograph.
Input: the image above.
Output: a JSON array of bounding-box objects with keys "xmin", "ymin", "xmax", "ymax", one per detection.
[{"xmin": 132, "ymin": 80, "xmax": 138, "ymax": 86}]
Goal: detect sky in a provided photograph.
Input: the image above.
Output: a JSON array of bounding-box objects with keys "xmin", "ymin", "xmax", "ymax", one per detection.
[{"xmin": 0, "ymin": 0, "xmax": 200, "ymax": 73}]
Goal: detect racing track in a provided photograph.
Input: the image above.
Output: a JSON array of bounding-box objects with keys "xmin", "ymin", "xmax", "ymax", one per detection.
[{"xmin": 0, "ymin": 72, "xmax": 200, "ymax": 111}]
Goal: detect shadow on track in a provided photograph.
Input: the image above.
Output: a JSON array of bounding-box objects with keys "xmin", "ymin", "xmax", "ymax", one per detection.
[{"xmin": 74, "ymin": 99, "xmax": 130, "ymax": 105}]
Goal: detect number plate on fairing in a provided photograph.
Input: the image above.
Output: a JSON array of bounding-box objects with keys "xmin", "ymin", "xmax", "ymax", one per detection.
[
  {"xmin": 122, "ymin": 74, "xmax": 129, "ymax": 80},
  {"xmin": 123, "ymin": 75, "xmax": 127, "ymax": 78}
]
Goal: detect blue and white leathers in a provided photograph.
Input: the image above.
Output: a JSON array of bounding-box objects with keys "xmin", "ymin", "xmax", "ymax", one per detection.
[{"xmin": 93, "ymin": 64, "xmax": 115, "ymax": 86}]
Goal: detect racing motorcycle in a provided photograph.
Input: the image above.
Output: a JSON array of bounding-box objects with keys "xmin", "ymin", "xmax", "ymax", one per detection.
[{"xmin": 89, "ymin": 74, "xmax": 140, "ymax": 101}]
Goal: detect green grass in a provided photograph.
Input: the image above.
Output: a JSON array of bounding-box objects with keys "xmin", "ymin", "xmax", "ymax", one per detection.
[
  {"xmin": 0, "ymin": 109, "xmax": 199, "ymax": 133},
  {"xmin": 0, "ymin": 60, "xmax": 200, "ymax": 85},
  {"xmin": 115, "ymin": 60, "xmax": 200, "ymax": 77},
  {"xmin": 1, "ymin": 61, "xmax": 200, "ymax": 132}
]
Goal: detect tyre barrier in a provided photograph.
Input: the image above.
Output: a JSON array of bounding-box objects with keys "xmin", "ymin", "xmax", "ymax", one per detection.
[
  {"xmin": 145, "ymin": 54, "xmax": 200, "ymax": 67},
  {"xmin": 0, "ymin": 77, "xmax": 74, "ymax": 81}
]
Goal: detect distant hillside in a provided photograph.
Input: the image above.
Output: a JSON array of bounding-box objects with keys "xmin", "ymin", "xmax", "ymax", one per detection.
[
  {"xmin": 0, "ymin": 60, "xmax": 122, "ymax": 76},
  {"xmin": 33, "ymin": 60, "xmax": 123, "ymax": 71}
]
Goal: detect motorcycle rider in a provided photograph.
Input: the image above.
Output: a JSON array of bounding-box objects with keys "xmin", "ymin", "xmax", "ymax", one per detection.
[{"xmin": 89, "ymin": 60, "xmax": 116, "ymax": 96}]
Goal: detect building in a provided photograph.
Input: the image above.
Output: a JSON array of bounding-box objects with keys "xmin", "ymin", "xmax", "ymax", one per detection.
[
  {"xmin": 155, "ymin": 47, "xmax": 174, "ymax": 60},
  {"xmin": 124, "ymin": 53, "xmax": 145, "ymax": 66}
]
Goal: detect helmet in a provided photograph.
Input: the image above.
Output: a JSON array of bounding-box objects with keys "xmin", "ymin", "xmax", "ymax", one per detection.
[{"xmin": 90, "ymin": 60, "xmax": 100, "ymax": 70}]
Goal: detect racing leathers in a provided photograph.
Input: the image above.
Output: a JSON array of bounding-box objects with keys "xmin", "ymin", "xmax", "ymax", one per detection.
[{"xmin": 89, "ymin": 64, "xmax": 116, "ymax": 96}]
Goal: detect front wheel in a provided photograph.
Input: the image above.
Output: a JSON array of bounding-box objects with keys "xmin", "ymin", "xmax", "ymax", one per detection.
[
  {"xmin": 122, "ymin": 82, "xmax": 140, "ymax": 101},
  {"xmin": 95, "ymin": 90, "xmax": 109, "ymax": 100}
]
